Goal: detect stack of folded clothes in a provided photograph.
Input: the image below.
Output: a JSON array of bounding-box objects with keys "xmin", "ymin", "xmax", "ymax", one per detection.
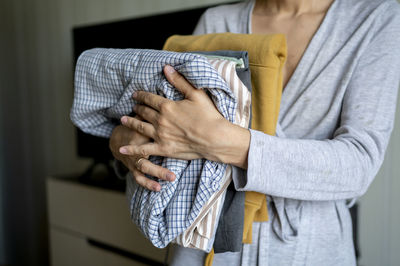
[
  {"xmin": 70, "ymin": 47, "xmax": 251, "ymax": 251},
  {"xmin": 70, "ymin": 32, "xmax": 287, "ymax": 254}
]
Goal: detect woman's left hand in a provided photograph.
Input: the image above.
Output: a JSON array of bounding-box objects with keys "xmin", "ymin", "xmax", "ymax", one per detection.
[{"xmin": 119, "ymin": 65, "xmax": 229, "ymax": 162}]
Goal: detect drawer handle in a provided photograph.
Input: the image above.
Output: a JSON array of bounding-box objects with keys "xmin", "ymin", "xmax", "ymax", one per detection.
[{"xmin": 87, "ymin": 238, "xmax": 165, "ymax": 266}]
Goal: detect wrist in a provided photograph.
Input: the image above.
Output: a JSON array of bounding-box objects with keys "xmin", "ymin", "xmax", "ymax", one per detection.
[{"xmin": 201, "ymin": 119, "xmax": 250, "ymax": 169}]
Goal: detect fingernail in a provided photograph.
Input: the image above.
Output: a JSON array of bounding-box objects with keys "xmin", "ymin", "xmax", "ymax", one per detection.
[
  {"xmin": 165, "ymin": 65, "xmax": 176, "ymax": 74},
  {"xmin": 121, "ymin": 116, "xmax": 128, "ymax": 124},
  {"xmin": 119, "ymin": 147, "xmax": 128, "ymax": 154},
  {"xmin": 166, "ymin": 172, "xmax": 175, "ymax": 181},
  {"xmin": 132, "ymin": 92, "xmax": 137, "ymax": 98},
  {"xmin": 153, "ymin": 184, "xmax": 161, "ymax": 191}
]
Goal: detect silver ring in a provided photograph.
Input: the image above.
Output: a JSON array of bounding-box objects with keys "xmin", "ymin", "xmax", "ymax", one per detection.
[{"xmin": 135, "ymin": 157, "xmax": 145, "ymax": 169}]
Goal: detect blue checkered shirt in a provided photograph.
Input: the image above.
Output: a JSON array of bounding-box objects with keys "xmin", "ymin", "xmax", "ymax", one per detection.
[{"xmin": 70, "ymin": 48, "xmax": 236, "ymax": 248}]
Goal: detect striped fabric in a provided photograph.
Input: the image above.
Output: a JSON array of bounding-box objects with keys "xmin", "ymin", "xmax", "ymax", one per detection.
[
  {"xmin": 70, "ymin": 48, "xmax": 239, "ymax": 248},
  {"xmin": 207, "ymin": 58, "xmax": 251, "ymax": 129},
  {"xmin": 174, "ymin": 166, "xmax": 231, "ymax": 251},
  {"xmin": 174, "ymin": 58, "xmax": 251, "ymax": 251}
]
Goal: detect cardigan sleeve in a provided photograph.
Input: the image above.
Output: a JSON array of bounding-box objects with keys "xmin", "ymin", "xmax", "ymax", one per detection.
[
  {"xmin": 233, "ymin": 6, "xmax": 400, "ymax": 201},
  {"xmin": 192, "ymin": 11, "xmax": 207, "ymax": 35}
]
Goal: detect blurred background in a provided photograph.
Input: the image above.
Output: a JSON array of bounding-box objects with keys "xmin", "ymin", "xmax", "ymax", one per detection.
[{"xmin": 0, "ymin": 0, "xmax": 399, "ymax": 265}]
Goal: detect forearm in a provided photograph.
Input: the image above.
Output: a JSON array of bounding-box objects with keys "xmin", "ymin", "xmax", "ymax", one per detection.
[
  {"xmin": 199, "ymin": 118, "xmax": 251, "ymax": 169},
  {"xmin": 234, "ymin": 127, "xmax": 389, "ymax": 201}
]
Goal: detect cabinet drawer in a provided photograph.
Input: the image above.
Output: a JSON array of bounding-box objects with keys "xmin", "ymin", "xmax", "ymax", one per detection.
[
  {"xmin": 50, "ymin": 228, "xmax": 154, "ymax": 266},
  {"xmin": 46, "ymin": 177, "xmax": 166, "ymax": 263}
]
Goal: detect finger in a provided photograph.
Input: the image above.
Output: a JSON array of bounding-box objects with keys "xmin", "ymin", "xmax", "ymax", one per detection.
[
  {"xmin": 119, "ymin": 143, "xmax": 164, "ymax": 158},
  {"xmin": 134, "ymin": 104, "xmax": 159, "ymax": 125},
  {"xmin": 135, "ymin": 157, "xmax": 176, "ymax": 182},
  {"xmin": 132, "ymin": 169, "xmax": 161, "ymax": 191},
  {"xmin": 121, "ymin": 115, "xmax": 156, "ymax": 138},
  {"xmin": 163, "ymin": 65, "xmax": 196, "ymax": 99},
  {"xmin": 133, "ymin": 91, "xmax": 169, "ymax": 111}
]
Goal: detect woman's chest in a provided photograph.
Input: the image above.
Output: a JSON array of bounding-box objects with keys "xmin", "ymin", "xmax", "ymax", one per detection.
[
  {"xmin": 251, "ymin": 13, "xmax": 327, "ymax": 88},
  {"xmin": 251, "ymin": 13, "xmax": 349, "ymax": 139}
]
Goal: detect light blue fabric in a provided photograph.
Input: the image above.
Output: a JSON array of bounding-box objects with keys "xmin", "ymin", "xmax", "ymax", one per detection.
[{"xmin": 70, "ymin": 48, "xmax": 236, "ymax": 248}]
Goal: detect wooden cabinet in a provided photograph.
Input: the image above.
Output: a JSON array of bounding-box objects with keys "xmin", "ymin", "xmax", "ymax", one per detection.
[{"xmin": 46, "ymin": 177, "xmax": 168, "ymax": 266}]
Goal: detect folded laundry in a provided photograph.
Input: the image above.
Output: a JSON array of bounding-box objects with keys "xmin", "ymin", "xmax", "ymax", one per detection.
[
  {"xmin": 173, "ymin": 165, "xmax": 231, "ymax": 252},
  {"xmin": 173, "ymin": 54, "xmax": 251, "ymax": 252},
  {"xmin": 70, "ymin": 48, "xmax": 241, "ymax": 248},
  {"xmin": 163, "ymin": 32, "xmax": 287, "ymax": 247}
]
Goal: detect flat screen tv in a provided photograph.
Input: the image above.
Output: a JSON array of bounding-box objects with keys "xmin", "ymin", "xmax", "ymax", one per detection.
[{"xmin": 72, "ymin": 4, "xmax": 220, "ymax": 181}]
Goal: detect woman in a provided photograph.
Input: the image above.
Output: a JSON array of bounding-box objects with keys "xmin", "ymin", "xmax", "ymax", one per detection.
[{"xmin": 109, "ymin": 0, "xmax": 400, "ymax": 265}]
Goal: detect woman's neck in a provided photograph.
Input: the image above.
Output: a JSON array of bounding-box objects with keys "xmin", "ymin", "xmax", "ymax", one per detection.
[{"xmin": 254, "ymin": 0, "xmax": 333, "ymax": 17}]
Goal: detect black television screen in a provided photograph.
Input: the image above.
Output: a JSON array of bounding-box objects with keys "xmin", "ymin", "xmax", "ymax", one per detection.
[{"xmin": 72, "ymin": 5, "xmax": 214, "ymax": 171}]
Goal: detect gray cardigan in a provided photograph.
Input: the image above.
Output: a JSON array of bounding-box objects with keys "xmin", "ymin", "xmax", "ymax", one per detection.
[{"xmin": 171, "ymin": 0, "xmax": 400, "ymax": 265}]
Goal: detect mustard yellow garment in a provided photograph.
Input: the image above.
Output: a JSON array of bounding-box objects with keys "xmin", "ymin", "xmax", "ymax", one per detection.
[
  {"xmin": 163, "ymin": 33, "xmax": 287, "ymax": 262},
  {"xmin": 204, "ymin": 248, "xmax": 215, "ymax": 266}
]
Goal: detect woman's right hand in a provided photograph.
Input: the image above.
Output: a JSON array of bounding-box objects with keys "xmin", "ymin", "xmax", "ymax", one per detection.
[{"xmin": 109, "ymin": 117, "xmax": 176, "ymax": 191}]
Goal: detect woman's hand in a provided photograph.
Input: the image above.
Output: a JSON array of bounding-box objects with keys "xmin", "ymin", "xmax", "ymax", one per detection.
[
  {"xmin": 109, "ymin": 118, "xmax": 175, "ymax": 192},
  {"xmin": 120, "ymin": 65, "xmax": 225, "ymax": 161},
  {"xmin": 119, "ymin": 65, "xmax": 251, "ymax": 169}
]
